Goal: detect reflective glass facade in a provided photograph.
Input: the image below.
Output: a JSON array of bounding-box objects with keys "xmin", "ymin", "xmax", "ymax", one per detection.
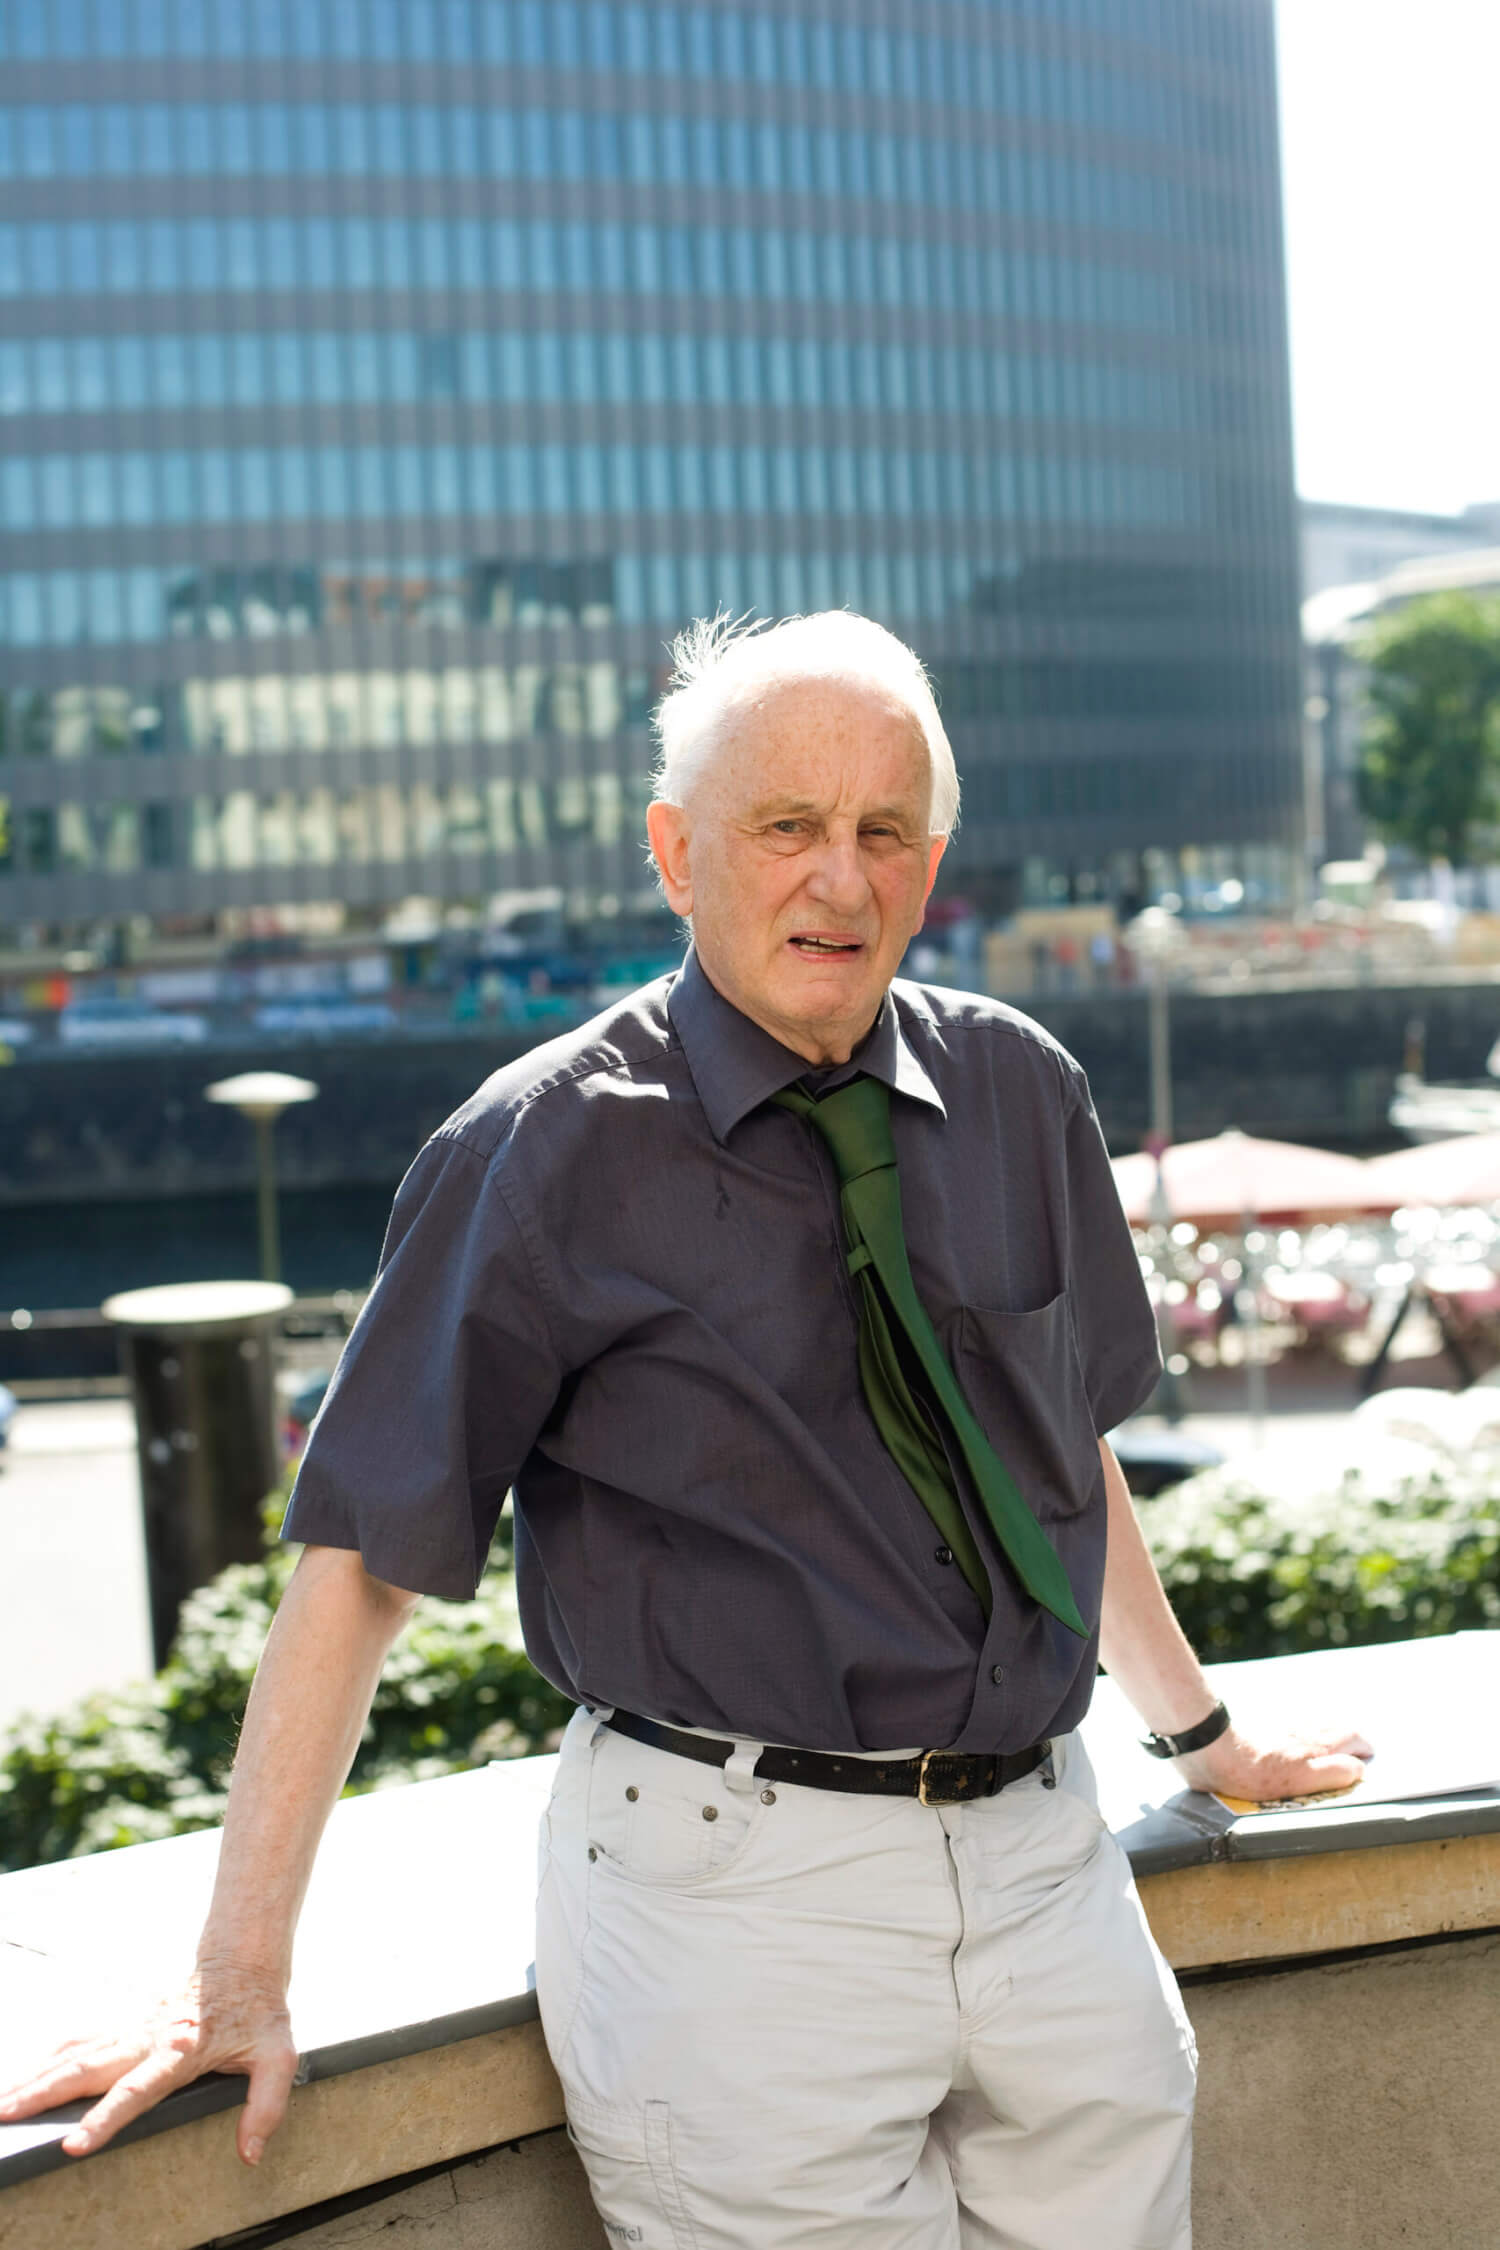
[{"xmin": 0, "ymin": 0, "xmax": 1301, "ymax": 934}]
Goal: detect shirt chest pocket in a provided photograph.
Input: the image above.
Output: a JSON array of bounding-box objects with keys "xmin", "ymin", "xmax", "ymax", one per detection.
[{"xmin": 950, "ymin": 1293, "xmax": 1101, "ymax": 1523}]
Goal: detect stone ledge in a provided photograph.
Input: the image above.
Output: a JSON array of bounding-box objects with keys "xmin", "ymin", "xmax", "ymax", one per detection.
[
  {"xmin": 0, "ymin": 2020, "xmax": 564, "ymax": 2250},
  {"xmin": 1138, "ymin": 1828, "xmax": 1500, "ymax": 1971}
]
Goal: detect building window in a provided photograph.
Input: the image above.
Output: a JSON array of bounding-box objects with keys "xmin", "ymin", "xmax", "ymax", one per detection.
[{"xmin": 21, "ymin": 806, "xmax": 57, "ymax": 873}]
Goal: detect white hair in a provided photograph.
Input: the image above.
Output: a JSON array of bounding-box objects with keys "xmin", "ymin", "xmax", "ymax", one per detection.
[{"xmin": 650, "ymin": 610, "xmax": 961, "ymax": 838}]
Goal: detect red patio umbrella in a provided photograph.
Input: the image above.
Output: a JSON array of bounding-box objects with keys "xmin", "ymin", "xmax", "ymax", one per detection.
[
  {"xmin": 1361, "ymin": 1133, "xmax": 1500, "ymax": 1211},
  {"xmin": 1110, "ymin": 1130, "xmax": 1378, "ymax": 1231}
]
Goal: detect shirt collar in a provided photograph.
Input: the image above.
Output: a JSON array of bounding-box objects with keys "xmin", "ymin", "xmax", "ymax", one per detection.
[{"xmin": 667, "ymin": 946, "xmax": 946, "ymax": 1145}]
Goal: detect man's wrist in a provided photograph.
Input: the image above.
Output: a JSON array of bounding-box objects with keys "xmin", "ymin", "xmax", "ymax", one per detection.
[
  {"xmin": 194, "ymin": 1939, "xmax": 293, "ymax": 1993},
  {"xmin": 1139, "ymin": 1698, "xmax": 1231, "ymax": 1761}
]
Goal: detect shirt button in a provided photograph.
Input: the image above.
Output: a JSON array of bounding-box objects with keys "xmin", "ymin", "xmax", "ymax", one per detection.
[
  {"xmin": 934, "ymin": 1545, "xmax": 954, "ymax": 1566},
  {"xmin": 991, "ymin": 1665, "xmax": 1007, "ymax": 1685}
]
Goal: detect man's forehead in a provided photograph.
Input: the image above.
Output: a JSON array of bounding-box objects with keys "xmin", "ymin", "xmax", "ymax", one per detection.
[
  {"xmin": 709, "ymin": 674, "xmax": 930, "ymax": 797},
  {"xmin": 729, "ymin": 665, "xmax": 913, "ymax": 729}
]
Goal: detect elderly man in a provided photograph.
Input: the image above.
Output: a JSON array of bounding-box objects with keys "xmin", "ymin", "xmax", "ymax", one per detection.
[{"xmin": 1, "ymin": 614, "xmax": 1366, "ymax": 2247}]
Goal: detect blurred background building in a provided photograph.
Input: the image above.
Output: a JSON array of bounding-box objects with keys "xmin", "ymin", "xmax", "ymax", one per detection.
[
  {"xmin": 1, "ymin": 0, "xmax": 1302, "ymax": 972},
  {"xmin": 1299, "ymin": 497, "xmax": 1500, "ymax": 602},
  {"xmin": 1302, "ymin": 509, "xmax": 1500, "ymax": 867}
]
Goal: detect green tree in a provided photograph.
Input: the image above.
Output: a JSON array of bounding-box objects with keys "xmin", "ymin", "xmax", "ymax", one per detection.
[{"xmin": 1356, "ymin": 590, "xmax": 1500, "ymax": 862}]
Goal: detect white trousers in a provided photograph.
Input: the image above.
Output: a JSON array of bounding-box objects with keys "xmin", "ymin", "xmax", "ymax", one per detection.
[{"xmin": 534, "ymin": 1706, "xmax": 1196, "ymax": 2250}]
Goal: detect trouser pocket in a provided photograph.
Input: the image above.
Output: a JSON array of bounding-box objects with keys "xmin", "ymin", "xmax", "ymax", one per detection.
[{"xmin": 566, "ymin": 2096, "xmax": 698, "ymax": 2250}]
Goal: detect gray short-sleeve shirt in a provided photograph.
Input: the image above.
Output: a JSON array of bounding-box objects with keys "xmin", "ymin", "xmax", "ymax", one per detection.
[{"xmin": 283, "ymin": 950, "xmax": 1160, "ymax": 1753}]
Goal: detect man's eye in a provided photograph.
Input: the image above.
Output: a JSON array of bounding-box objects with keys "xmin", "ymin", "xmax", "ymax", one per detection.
[{"xmin": 771, "ymin": 820, "xmax": 806, "ymax": 835}]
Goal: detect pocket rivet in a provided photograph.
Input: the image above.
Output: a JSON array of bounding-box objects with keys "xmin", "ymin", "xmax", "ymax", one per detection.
[
  {"xmin": 625, "ymin": 1785, "xmax": 639, "ymax": 1801},
  {"xmin": 701, "ymin": 1804, "xmax": 718, "ymax": 1822},
  {"xmin": 760, "ymin": 1788, "xmax": 777, "ymax": 1805},
  {"xmin": 587, "ymin": 1845, "xmax": 598, "ymax": 1861}
]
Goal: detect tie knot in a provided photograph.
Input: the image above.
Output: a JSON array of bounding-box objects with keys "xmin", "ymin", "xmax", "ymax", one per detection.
[{"xmin": 780, "ymin": 1074, "xmax": 897, "ymax": 1185}]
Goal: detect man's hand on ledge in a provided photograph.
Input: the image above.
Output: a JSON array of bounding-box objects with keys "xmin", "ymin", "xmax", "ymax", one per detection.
[
  {"xmin": 0, "ymin": 1959, "xmax": 297, "ymax": 2165},
  {"xmin": 1174, "ymin": 1722, "xmax": 1373, "ymax": 1805},
  {"xmin": 0, "ymin": 1549, "xmax": 421, "ymax": 2168}
]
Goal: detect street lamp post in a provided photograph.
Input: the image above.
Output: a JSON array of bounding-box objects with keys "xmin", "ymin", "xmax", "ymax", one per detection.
[
  {"xmin": 1148, "ymin": 948, "xmax": 1172, "ymax": 1148},
  {"xmin": 204, "ymin": 1070, "xmax": 319, "ymax": 1284},
  {"xmin": 1124, "ymin": 904, "xmax": 1181, "ymax": 1149},
  {"xmin": 1121, "ymin": 905, "xmax": 1187, "ymax": 1421}
]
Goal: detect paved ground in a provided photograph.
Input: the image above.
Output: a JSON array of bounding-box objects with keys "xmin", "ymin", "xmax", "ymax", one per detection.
[{"xmin": 0, "ymin": 1398, "xmax": 151, "ymax": 1734}]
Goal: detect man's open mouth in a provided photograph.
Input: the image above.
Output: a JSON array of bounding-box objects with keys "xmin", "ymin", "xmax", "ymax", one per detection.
[{"xmin": 788, "ymin": 935, "xmax": 864, "ymax": 956}]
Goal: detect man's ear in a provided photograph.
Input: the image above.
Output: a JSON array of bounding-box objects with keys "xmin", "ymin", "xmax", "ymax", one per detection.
[
  {"xmin": 915, "ymin": 835, "xmax": 947, "ymax": 928},
  {"xmin": 646, "ymin": 799, "xmax": 694, "ymax": 917}
]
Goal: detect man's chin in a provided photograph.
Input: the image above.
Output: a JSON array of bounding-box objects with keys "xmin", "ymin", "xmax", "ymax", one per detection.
[{"xmin": 768, "ymin": 973, "xmax": 883, "ymax": 1048}]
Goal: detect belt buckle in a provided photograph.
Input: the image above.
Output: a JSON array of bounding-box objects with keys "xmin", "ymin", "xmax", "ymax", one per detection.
[{"xmin": 917, "ymin": 1750, "xmax": 965, "ymax": 1806}]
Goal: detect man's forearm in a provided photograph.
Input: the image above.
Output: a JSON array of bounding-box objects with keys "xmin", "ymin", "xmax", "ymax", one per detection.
[
  {"xmin": 0, "ymin": 1541, "xmax": 423, "ymax": 2165},
  {"xmin": 197, "ymin": 1543, "xmax": 421, "ymax": 1988},
  {"xmin": 1095, "ymin": 1438, "xmax": 1218, "ymax": 1736},
  {"xmin": 1093, "ymin": 1435, "xmax": 1372, "ymax": 1801}
]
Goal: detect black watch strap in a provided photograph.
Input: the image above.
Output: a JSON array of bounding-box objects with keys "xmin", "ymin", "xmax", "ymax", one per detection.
[{"xmin": 1140, "ymin": 1699, "xmax": 1231, "ymax": 1760}]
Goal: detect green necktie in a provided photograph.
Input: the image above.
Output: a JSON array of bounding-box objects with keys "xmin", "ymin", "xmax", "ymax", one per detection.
[{"xmin": 775, "ymin": 1076, "xmax": 1087, "ymax": 1640}]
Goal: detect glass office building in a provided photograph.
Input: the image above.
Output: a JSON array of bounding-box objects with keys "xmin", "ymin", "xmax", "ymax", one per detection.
[{"xmin": 0, "ymin": 0, "xmax": 1301, "ymax": 947}]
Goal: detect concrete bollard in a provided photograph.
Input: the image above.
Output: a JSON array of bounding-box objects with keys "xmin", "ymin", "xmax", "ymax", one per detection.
[{"xmin": 101, "ymin": 1281, "xmax": 293, "ymax": 1670}]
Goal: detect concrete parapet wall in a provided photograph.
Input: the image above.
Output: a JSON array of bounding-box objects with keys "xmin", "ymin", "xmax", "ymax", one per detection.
[
  {"xmin": 168, "ymin": 1931, "xmax": 1500, "ymax": 2250},
  {"xmin": 1188, "ymin": 1931, "xmax": 1500, "ymax": 2250},
  {"xmin": 5, "ymin": 1647, "xmax": 1499, "ymax": 2250},
  {"xmin": 0, "ymin": 2022, "xmax": 567, "ymax": 2250},
  {"xmin": 257, "ymin": 2130, "xmax": 604, "ymax": 2250}
]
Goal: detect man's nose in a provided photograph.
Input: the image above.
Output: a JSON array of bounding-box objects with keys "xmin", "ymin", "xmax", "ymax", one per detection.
[{"xmin": 804, "ymin": 832, "xmax": 871, "ymax": 911}]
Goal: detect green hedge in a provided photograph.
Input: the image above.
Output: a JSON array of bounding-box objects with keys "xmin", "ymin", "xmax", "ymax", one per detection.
[
  {"xmin": 1142, "ymin": 1457, "xmax": 1500, "ymax": 1662},
  {"xmin": 0, "ymin": 1500, "xmax": 573, "ymax": 1874},
  {"xmin": 3, "ymin": 1460, "xmax": 1496, "ymax": 1871}
]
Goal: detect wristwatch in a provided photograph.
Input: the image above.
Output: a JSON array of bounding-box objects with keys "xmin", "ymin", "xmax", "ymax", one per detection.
[{"xmin": 1140, "ymin": 1699, "xmax": 1231, "ymax": 1760}]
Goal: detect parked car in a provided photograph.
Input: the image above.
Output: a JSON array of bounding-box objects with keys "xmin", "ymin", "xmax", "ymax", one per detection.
[
  {"xmin": 1105, "ymin": 1423, "xmax": 1225, "ymax": 1498},
  {"xmin": 282, "ymin": 1369, "xmax": 334, "ymax": 1454},
  {"xmin": 58, "ymin": 997, "xmax": 209, "ymax": 1046}
]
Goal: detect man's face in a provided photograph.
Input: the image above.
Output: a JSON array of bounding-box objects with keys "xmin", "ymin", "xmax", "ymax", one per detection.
[{"xmin": 646, "ymin": 672, "xmax": 946, "ymax": 1064}]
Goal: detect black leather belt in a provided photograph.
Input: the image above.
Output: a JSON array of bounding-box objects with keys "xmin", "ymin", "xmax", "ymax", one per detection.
[{"xmin": 603, "ymin": 1709, "xmax": 1050, "ymax": 1806}]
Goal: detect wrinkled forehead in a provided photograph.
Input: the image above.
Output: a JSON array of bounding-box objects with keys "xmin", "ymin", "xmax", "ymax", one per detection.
[{"xmin": 701, "ymin": 666, "xmax": 932, "ymax": 803}]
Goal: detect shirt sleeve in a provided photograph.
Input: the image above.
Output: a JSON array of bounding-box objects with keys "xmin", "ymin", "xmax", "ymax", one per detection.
[
  {"xmin": 1061, "ymin": 1069, "xmax": 1162, "ymax": 1436},
  {"xmin": 281, "ymin": 1134, "xmax": 562, "ymax": 1599}
]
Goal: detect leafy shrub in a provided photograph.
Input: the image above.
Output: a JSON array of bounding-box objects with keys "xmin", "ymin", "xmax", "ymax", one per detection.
[
  {"xmin": 0, "ymin": 1495, "xmax": 574, "ymax": 1873},
  {"xmin": 1143, "ymin": 1457, "xmax": 1500, "ymax": 1663}
]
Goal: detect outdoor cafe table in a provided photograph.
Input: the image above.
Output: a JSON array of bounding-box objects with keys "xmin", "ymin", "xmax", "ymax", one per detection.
[{"xmin": 2, "ymin": 1635, "xmax": 1498, "ymax": 2250}]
